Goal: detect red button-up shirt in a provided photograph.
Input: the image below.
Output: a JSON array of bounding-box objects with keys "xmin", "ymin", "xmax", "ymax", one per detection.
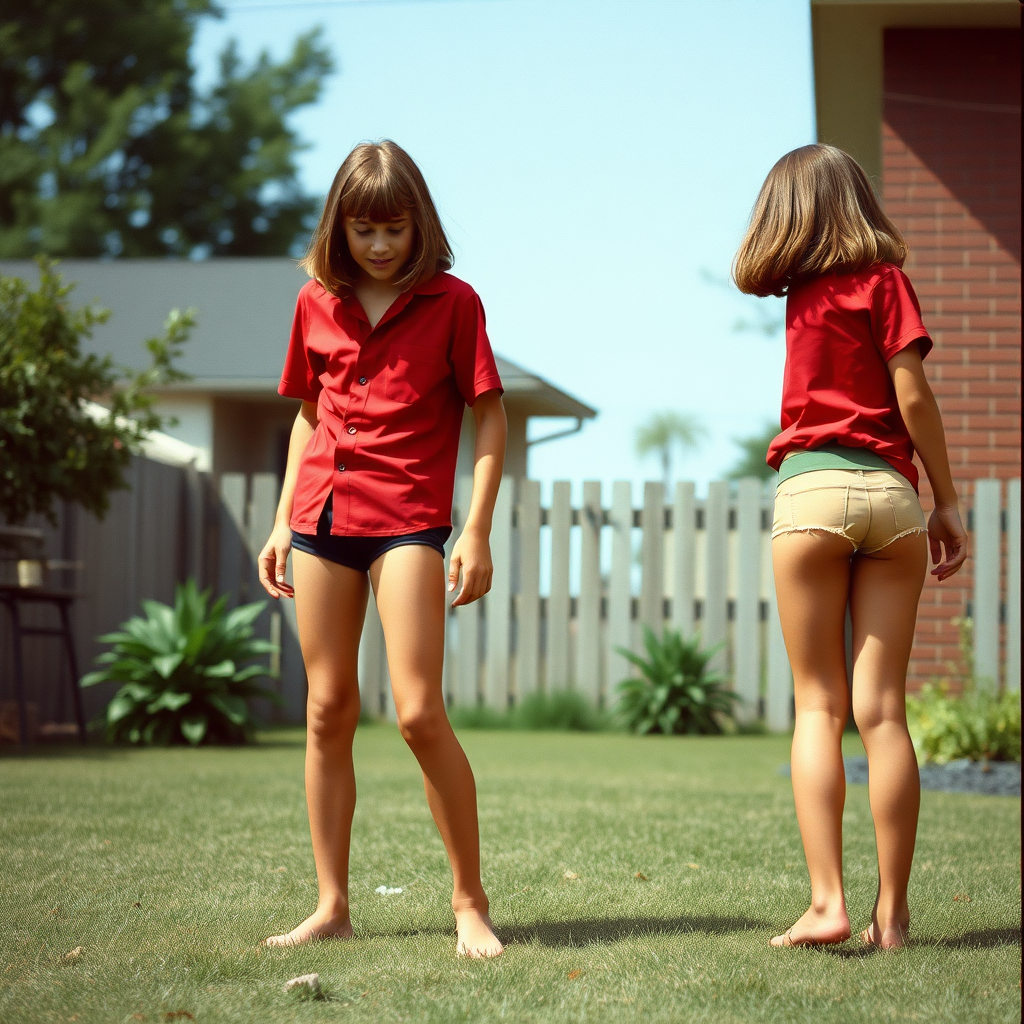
[
  {"xmin": 766, "ymin": 264, "xmax": 931, "ymax": 490},
  {"xmin": 279, "ymin": 273, "xmax": 503, "ymax": 535}
]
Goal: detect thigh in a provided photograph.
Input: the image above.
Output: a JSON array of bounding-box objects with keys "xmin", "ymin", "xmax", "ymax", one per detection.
[
  {"xmin": 292, "ymin": 549, "xmax": 369, "ymax": 696},
  {"xmin": 772, "ymin": 531, "xmax": 853, "ymax": 712},
  {"xmin": 370, "ymin": 544, "xmax": 448, "ymax": 712},
  {"xmin": 849, "ymin": 533, "xmax": 928, "ymax": 725}
]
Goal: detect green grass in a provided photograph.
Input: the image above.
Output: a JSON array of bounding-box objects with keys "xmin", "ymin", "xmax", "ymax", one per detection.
[{"xmin": 1, "ymin": 728, "xmax": 1019, "ymax": 1024}]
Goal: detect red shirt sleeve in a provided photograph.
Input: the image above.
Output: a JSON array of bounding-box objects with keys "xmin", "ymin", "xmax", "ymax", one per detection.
[
  {"xmin": 449, "ymin": 289, "xmax": 503, "ymax": 405},
  {"xmin": 278, "ymin": 289, "xmax": 324, "ymax": 401},
  {"xmin": 869, "ymin": 266, "xmax": 933, "ymax": 362}
]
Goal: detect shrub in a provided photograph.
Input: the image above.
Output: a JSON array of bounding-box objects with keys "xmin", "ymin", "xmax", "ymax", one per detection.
[
  {"xmin": 906, "ymin": 683, "xmax": 1020, "ymax": 764},
  {"xmin": 81, "ymin": 580, "xmax": 279, "ymax": 746},
  {"xmin": 447, "ymin": 690, "xmax": 605, "ymax": 732},
  {"xmin": 616, "ymin": 627, "xmax": 739, "ymax": 735}
]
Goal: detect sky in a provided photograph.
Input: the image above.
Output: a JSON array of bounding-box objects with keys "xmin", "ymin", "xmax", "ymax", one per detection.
[{"xmin": 194, "ymin": 0, "xmax": 815, "ymax": 500}]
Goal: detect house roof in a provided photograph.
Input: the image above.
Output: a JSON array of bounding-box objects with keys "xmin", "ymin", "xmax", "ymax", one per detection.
[{"xmin": 0, "ymin": 258, "xmax": 596, "ymax": 421}]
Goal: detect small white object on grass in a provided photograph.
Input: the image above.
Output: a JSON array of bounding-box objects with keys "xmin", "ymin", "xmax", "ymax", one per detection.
[
  {"xmin": 284, "ymin": 973, "xmax": 322, "ymax": 999},
  {"xmin": 375, "ymin": 885, "xmax": 403, "ymax": 895}
]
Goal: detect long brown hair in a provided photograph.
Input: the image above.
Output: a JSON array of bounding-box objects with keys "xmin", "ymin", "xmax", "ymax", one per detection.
[
  {"xmin": 301, "ymin": 140, "xmax": 453, "ymax": 293},
  {"xmin": 732, "ymin": 144, "xmax": 907, "ymax": 297}
]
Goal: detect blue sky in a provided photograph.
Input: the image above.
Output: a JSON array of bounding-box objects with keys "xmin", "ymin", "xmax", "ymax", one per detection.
[{"xmin": 195, "ymin": 0, "xmax": 815, "ymax": 497}]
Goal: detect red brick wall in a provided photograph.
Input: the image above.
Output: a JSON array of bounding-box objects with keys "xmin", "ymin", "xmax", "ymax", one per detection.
[{"xmin": 882, "ymin": 27, "xmax": 1021, "ymax": 687}]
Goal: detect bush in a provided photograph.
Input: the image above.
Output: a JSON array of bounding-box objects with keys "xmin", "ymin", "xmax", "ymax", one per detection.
[
  {"xmin": 616, "ymin": 627, "xmax": 739, "ymax": 735},
  {"xmin": 906, "ymin": 683, "xmax": 1020, "ymax": 764},
  {"xmin": 447, "ymin": 690, "xmax": 605, "ymax": 732},
  {"xmin": 81, "ymin": 580, "xmax": 279, "ymax": 746}
]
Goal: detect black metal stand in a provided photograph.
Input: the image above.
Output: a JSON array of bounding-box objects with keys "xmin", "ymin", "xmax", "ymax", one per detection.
[{"xmin": 0, "ymin": 586, "xmax": 87, "ymax": 748}]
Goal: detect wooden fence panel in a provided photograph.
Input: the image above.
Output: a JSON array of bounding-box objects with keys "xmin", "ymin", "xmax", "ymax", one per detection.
[
  {"xmin": 733, "ymin": 478, "xmax": 762, "ymax": 722},
  {"xmin": 548, "ymin": 481, "xmax": 572, "ymax": 689},
  {"xmin": 454, "ymin": 475, "xmax": 480, "ymax": 707},
  {"xmin": 765, "ymin": 553, "xmax": 792, "ymax": 732},
  {"xmin": 485, "ymin": 477, "xmax": 513, "ymax": 709},
  {"xmin": 673, "ymin": 481, "xmax": 696, "ymax": 638},
  {"xmin": 516, "ymin": 480, "xmax": 541, "ymax": 700},
  {"xmin": 640, "ymin": 482, "xmax": 664, "ymax": 636},
  {"xmin": 607, "ymin": 481, "xmax": 633, "ymax": 686},
  {"xmin": 973, "ymin": 479, "xmax": 1001, "ymax": 689},
  {"xmin": 1007, "ymin": 478, "xmax": 1021, "ymax": 693},
  {"xmin": 704, "ymin": 480, "xmax": 729, "ymax": 671},
  {"xmin": 577, "ymin": 481, "xmax": 602, "ymax": 702}
]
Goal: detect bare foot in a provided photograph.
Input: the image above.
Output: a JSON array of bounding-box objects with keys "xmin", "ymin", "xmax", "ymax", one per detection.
[
  {"xmin": 455, "ymin": 908, "xmax": 503, "ymax": 958},
  {"xmin": 263, "ymin": 908, "xmax": 354, "ymax": 948},
  {"xmin": 769, "ymin": 905, "xmax": 851, "ymax": 948},
  {"xmin": 860, "ymin": 917, "xmax": 910, "ymax": 950}
]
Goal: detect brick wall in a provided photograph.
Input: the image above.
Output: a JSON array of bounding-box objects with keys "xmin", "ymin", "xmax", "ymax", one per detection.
[{"xmin": 882, "ymin": 27, "xmax": 1020, "ymax": 687}]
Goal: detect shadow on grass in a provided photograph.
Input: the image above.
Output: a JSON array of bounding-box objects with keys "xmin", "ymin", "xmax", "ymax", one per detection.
[
  {"xmin": 498, "ymin": 914, "xmax": 770, "ymax": 948},
  {"xmin": 798, "ymin": 926, "xmax": 1021, "ymax": 959}
]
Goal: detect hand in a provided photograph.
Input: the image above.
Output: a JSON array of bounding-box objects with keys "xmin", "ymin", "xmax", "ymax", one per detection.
[
  {"xmin": 258, "ymin": 525, "xmax": 296, "ymax": 599},
  {"xmin": 448, "ymin": 527, "xmax": 493, "ymax": 607},
  {"xmin": 927, "ymin": 505, "xmax": 968, "ymax": 582}
]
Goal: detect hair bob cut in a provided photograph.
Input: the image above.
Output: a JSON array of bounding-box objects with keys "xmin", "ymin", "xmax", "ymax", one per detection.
[
  {"xmin": 732, "ymin": 144, "xmax": 908, "ymax": 297},
  {"xmin": 300, "ymin": 139, "xmax": 453, "ymax": 294}
]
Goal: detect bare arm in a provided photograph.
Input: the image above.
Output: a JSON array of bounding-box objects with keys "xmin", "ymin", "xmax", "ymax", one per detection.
[
  {"xmin": 258, "ymin": 400, "xmax": 318, "ymax": 598},
  {"xmin": 448, "ymin": 389, "xmax": 507, "ymax": 607},
  {"xmin": 888, "ymin": 345, "xmax": 968, "ymax": 580}
]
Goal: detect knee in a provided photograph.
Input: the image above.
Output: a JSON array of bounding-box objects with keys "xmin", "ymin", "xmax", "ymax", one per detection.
[
  {"xmin": 306, "ymin": 687, "xmax": 360, "ymax": 741},
  {"xmin": 396, "ymin": 703, "xmax": 448, "ymax": 750},
  {"xmin": 852, "ymin": 692, "xmax": 907, "ymax": 736}
]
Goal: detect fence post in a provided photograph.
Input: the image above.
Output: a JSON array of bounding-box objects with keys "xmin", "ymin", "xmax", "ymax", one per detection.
[
  {"xmin": 640, "ymin": 482, "xmax": 665, "ymax": 638},
  {"xmin": 517, "ymin": 479, "xmax": 542, "ymax": 701},
  {"xmin": 359, "ymin": 594, "xmax": 389, "ymax": 719},
  {"xmin": 704, "ymin": 480, "xmax": 729, "ymax": 672},
  {"xmin": 733, "ymin": 478, "xmax": 762, "ymax": 722},
  {"xmin": 548, "ymin": 481, "xmax": 572, "ymax": 690},
  {"xmin": 673, "ymin": 481, "xmax": 696, "ymax": 638},
  {"xmin": 1007, "ymin": 479, "xmax": 1021, "ymax": 693},
  {"xmin": 577, "ymin": 481, "xmax": 602, "ymax": 704},
  {"xmin": 485, "ymin": 477, "xmax": 513, "ymax": 710},
  {"xmin": 454, "ymin": 475, "xmax": 480, "ymax": 707},
  {"xmin": 607, "ymin": 481, "xmax": 633, "ymax": 693},
  {"xmin": 973, "ymin": 479, "xmax": 1001, "ymax": 690}
]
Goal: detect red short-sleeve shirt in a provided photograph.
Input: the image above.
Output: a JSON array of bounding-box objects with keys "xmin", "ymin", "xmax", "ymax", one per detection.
[
  {"xmin": 767, "ymin": 264, "xmax": 932, "ymax": 490},
  {"xmin": 279, "ymin": 272, "xmax": 503, "ymax": 535}
]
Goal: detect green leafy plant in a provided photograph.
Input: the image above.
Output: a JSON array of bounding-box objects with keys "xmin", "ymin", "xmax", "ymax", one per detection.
[
  {"xmin": 616, "ymin": 627, "xmax": 739, "ymax": 735},
  {"xmin": 447, "ymin": 690, "xmax": 606, "ymax": 732},
  {"xmin": 906, "ymin": 684, "xmax": 1021, "ymax": 764},
  {"xmin": 81, "ymin": 580, "xmax": 279, "ymax": 746}
]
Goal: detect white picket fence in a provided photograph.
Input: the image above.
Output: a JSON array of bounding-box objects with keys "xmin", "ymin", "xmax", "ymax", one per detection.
[{"xmin": 357, "ymin": 475, "xmax": 1020, "ymax": 730}]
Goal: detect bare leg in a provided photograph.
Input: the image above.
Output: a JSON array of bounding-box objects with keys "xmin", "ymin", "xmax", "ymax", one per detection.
[
  {"xmin": 371, "ymin": 545, "xmax": 503, "ymax": 958},
  {"xmin": 264, "ymin": 550, "xmax": 368, "ymax": 947},
  {"xmin": 770, "ymin": 531, "xmax": 854, "ymax": 947},
  {"xmin": 850, "ymin": 534, "xmax": 927, "ymax": 950}
]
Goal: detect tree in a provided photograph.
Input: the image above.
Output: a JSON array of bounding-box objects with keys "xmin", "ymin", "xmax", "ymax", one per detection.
[
  {"xmin": 0, "ymin": 261, "xmax": 192, "ymax": 524},
  {"xmin": 635, "ymin": 411, "xmax": 707, "ymax": 489},
  {"xmin": 0, "ymin": 1, "xmax": 333, "ymax": 259},
  {"xmin": 727, "ymin": 422, "xmax": 780, "ymax": 481}
]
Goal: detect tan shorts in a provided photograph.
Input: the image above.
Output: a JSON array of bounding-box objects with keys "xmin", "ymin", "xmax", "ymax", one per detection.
[{"xmin": 772, "ymin": 469, "xmax": 927, "ymax": 554}]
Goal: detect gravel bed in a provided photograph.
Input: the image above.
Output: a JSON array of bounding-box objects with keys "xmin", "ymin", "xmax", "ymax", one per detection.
[{"xmin": 777, "ymin": 758, "xmax": 1020, "ymax": 797}]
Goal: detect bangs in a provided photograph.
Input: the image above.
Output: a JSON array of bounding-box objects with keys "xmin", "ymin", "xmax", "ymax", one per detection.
[{"xmin": 340, "ymin": 169, "xmax": 415, "ymax": 223}]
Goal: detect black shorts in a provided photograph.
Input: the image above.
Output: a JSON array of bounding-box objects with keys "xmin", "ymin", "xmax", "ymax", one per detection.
[{"xmin": 290, "ymin": 496, "xmax": 452, "ymax": 574}]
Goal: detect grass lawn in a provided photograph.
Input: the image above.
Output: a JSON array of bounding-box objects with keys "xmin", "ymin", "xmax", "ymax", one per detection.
[{"xmin": 1, "ymin": 727, "xmax": 1019, "ymax": 1024}]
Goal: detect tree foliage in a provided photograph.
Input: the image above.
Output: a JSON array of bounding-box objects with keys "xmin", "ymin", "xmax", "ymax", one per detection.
[
  {"xmin": 727, "ymin": 421, "xmax": 780, "ymax": 481},
  {"xmin": 635, "ymin": 411, "xmax": 707, "ymax": 488},
  {"xmin": 0, "ymin": 260, "xmax": 192, "ymax": 524},
  {"xmin": 0, "ymin": 1, "xmax": 333, "ymax": 258}
]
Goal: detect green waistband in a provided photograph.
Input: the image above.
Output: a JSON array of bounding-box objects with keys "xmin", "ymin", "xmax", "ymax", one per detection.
[{"xmin": 778, "ymin": 444, "xmax": 897, "ymax": 484}]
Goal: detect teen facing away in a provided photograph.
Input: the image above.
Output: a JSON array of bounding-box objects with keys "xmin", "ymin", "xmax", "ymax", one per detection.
[
  {"xmin": 258, "ymin": 141, "xmax": 506, "ymax": 957},
  {"xmin": 735, "ymin": 144, "xmax": 968, "ymax": 950}
]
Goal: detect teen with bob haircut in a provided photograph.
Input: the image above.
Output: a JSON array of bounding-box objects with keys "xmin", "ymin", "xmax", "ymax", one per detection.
[
  {"xmin": 734, "ymin": 144, "xmax": 968, "ymax": 950},
  {"xmin": 258, "ymin": 140, "xmax": 506, "ymax": 957}
]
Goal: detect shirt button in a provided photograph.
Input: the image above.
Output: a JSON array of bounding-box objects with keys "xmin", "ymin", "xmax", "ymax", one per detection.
[
  {"xmin": 347, "ymin": 426, "xmax": 356, "ymax": 434},
  {"xmin": 358, "ymin": 376, "xmax": 367, "ymax": 385},
  {"xmin": 337, "ymin": 463, "xmax": 346, "ymax": 472}
]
